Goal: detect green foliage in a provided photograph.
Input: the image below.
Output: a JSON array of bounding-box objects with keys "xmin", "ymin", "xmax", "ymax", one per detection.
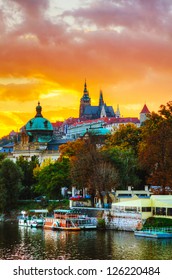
[
  {"xmin": 143, "ymin": 217, "xmax": 172, "ymax": 228},
  {"xmin": 34, "ymin": 158, "xmax": 71, "ymax": 199},
  {"xmin": 102, "ymin": 147, "xmax": 141, "ymax": 189},
  {"xmin": 17, "ymin": 200, "xmax": 43, "ymax": 211},
  {"xmin": 102, "ymin": 124, "xmax": 144, "ymax": 189},
  {"xmin": 17, "ymin": 199, "xmax": 69, "ymax": 213},
  {"xmin": 105, "ymin": 123, "xmax": 141, "ymax": 155},
  {"xmin": 47, "ymin": 199, "xmax": 69, "ymax": 213},
  {"xmin": 97, "ymin": 218, "xmax": 106, "ymax": 229},
  {"xmin": 0, "ymin": 159, "xmax": 23, "ymax": 212},
  {"xmin": 0, "ymin": 153, "xmax": 7, "ymax": 164},
  {"xmin": 16, "ymin": 156, "xmax": 38, "ymax": 199},
  {"xmin": 0, "ymin": 178, "xmax": 7, "ymax": 213}
]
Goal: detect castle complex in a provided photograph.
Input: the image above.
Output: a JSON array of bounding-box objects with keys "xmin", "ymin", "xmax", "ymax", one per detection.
[
  {"xmin": 79, "ymin": 81, "xmax": 116, "ymax": 119},
  {"xmin": 0, "ymin": 81, "xmax": 150, "ymax": 159}
]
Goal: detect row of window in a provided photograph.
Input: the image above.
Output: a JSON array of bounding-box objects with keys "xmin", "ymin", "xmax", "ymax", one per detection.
[{"xmin": 114, "ymin": 206, "xmax": 172, "ymax": 215}]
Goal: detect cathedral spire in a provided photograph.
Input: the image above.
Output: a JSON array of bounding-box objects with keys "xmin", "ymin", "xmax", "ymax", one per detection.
[
  {"xmin": 84, "ymin": 79, "xmax": 87, "ymax": 93},
  {"xmin": 99, "ymin": 90, "xmax": 104, "ymax": 106}
]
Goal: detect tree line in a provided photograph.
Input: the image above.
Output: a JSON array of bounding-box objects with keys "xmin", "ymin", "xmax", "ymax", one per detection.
[{"xmin": 0, "ymin": 101, "xmax": 172, "ymax": 212}]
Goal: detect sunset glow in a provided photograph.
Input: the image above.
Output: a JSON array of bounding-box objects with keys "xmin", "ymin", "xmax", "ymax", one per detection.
[{"xmin": 0, "ymin": 0, "xmax": 172, "ymax": 137}]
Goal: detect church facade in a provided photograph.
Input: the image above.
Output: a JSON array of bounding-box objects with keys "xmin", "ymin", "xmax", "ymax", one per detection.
[
  {"xmin": 12, "ymin": 102, "xmax": 58, "ymax": 162},
  {"xmin": 79, "ymin": 81, "xmax": 116, "ymax": 120}
]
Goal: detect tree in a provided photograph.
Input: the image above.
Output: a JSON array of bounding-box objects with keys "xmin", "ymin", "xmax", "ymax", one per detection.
[
  {"xmin": 34, "ymin": 158, "xmax": 71, "ymax": 199},
  {"xmin": 0, "ymin": 159, "xmax": 23, "ymax": 212},
  {"xmin": 0, "ymin": 178, "xmax": 7, "ymax": 213},
  {"xmin": 59, "ymin": 139, "xmax": 85, "ymax": 160},
  {"xmin": 0, "ymin": 153, "xmax": 7, "ymax": 164},
  {"xmin": 105, "ymin": 123, "xmax": 142, "ymax": 155},
  {"xmin": 16, "ymin": 156, "xmax": 38, "ymax": 199},
  {"xmin": 70, "ymin": 137, "xmax": 119, "ymax": 206},
  {"xmin": 102, "ymin": 146, "xmax": 141, "ymax": 189},
  {"xmin": 139, "ymin": 101, "xmax": 172, "ymax": 189}
]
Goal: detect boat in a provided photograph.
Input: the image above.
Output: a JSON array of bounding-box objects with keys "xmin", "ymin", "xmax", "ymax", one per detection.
[
  {"xmin": 18, "ymin": 209, "xmax": 48, "ymax": 228},
  {"xmin": 44, "ymin": 209, "xmax": 97, "ymax": 231},
  {"xmin": 134, "ymin": 227, "xmax": 172, "ymax": 238}
]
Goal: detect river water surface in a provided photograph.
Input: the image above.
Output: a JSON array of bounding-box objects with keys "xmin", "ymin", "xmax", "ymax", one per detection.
[{"xmin": 0, "ymin": 222, "xmax": 172, "ymax": 260}]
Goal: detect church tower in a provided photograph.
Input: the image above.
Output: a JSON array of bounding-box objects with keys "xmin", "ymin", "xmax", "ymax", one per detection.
[
  {"xmin": 140, "ymin": 104, "xmax": 150, "ymax": 125},
  {"xmin": 79, "ymin": 80, "xmax": 91, "ymax": 118}
]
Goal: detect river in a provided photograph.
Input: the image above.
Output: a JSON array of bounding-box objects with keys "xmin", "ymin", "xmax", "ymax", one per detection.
[{"xmin": 0, "ymin": 222, "xmax": 172, "ymax": 260}]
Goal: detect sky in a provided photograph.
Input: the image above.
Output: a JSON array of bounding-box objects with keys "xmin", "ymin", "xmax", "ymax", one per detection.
[{"xmin": 0, "ymin": 0, "xmax": 172, "ymax": 137}]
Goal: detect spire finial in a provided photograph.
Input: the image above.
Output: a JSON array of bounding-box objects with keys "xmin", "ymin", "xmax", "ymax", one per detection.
[
  {"xmin": 84, "ymin": 79, "xmax": 87, "ymax": 91},
  {"xmin": 35, "ymin": 101, "xmax": 43, "ymax": 117}
]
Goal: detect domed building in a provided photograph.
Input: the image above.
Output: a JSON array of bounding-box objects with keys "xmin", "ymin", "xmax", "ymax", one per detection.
[
  {"xmin": 25, "ymin": 102, "xmax": 53, "ymax": 143},
  {"xmin": 13, "ymin": 102, "xmax": 55, "ymax": 162}
]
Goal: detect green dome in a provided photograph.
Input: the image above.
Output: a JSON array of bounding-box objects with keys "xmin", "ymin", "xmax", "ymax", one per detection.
[
  {"xmin": 25, "ymin": 102, "xmax": 53, "ymax": 143},
  {"xmin": 26, "ymin": 117, "xmax": 53, "ymax": 131}
]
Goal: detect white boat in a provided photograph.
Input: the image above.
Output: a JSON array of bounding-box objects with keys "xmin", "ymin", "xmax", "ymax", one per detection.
[{"xmin": 18, "ymin": 209, "xmax": 48, "ymax": 228}]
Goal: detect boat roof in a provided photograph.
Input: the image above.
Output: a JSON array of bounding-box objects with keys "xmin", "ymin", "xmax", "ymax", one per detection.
[
  {"xmin": 29, "ymin": 209, "xmax": 48, "ymax": 213},
  {"xmin": 54, "ymin": 209, "xmax": 73, "ymax": 213},
  {"xmin": 53, "ymin": 209, "xmax": 83, "ymax": 214}
]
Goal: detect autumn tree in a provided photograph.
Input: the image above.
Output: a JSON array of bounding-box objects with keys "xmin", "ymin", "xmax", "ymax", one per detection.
[
  {"xmin": 139, "ymin": 101, "xmax": 172, "ymax": 189},
  {"xmin": 59, "ymin": 139, "xmax": 85, "ymax": 160},
  {"xmin": 70, "ymin": 135, "xmax": 119, "ymax": 206}
]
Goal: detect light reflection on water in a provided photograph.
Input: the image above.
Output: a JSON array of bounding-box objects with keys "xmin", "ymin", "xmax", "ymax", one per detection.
[{"xmin": 0, "ymin": 222, "xmax": 172, "ymax": 260}]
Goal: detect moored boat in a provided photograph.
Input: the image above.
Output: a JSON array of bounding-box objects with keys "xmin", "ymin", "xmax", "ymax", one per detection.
[
  {"xmin": 134, "ymin": 227, "xmax": 172, "ymax": 238},
  {"xmin": 18, "ymin": 209, "xmax": 48, "ymax": 228},
  {"xmin": 44, "ymin": 209, "xmax": 97, "ymax": 231}
]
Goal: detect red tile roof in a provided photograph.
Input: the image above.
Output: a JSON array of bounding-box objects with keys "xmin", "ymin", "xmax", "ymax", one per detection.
[
  {"xmin": 52, "ymin": 121, "xmax": 63, "ymax": 128},
  {"xmin": 69, "ymin": 117, "xmax": 140, "ymax": 127}
]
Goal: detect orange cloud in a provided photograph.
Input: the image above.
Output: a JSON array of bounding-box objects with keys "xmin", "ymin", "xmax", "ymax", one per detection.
[{"xmin": 0, "ymin": 0, "xmax": 172, "ymax": 137}]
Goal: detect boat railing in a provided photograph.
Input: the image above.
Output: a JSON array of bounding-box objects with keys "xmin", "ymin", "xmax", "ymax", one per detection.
[
  {"xmin": 142, "ymin": 227, "xmax": 172, "ymax": 233},
  {"xmin": 54, "ymin": 214, "xmax": 80, "ymax": 219}
]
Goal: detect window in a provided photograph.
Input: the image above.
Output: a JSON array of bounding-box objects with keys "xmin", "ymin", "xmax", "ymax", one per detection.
[
  {"xmin": 167, "ymin": 208, "xmax": 172, "ymax": 216},
  {"xmin": 142, "ymin": 207, "xmax": 151, "ymax": 212},
  {"xmin": 155, "ymin": 207, "xmax": 166, "ymax": 216},
  {"xmin": 125, "ymin": 207, "xmax": 137, "ymax": 212}
]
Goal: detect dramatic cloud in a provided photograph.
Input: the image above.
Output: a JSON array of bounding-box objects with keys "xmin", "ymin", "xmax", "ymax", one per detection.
[{"xmin": 0, "ymin": 0, "xmax": 172, "ymax": 136}]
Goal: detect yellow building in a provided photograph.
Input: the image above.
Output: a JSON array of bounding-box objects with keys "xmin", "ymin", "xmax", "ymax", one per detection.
[{"xmin": 104, "ymin": 195, "xmax": 172, "ymax": 231}]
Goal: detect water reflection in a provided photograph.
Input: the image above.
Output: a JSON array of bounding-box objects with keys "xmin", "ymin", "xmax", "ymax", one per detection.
[{"xmin": 0, "ymin": 222, "xmax": 172, "ymax": 260}]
